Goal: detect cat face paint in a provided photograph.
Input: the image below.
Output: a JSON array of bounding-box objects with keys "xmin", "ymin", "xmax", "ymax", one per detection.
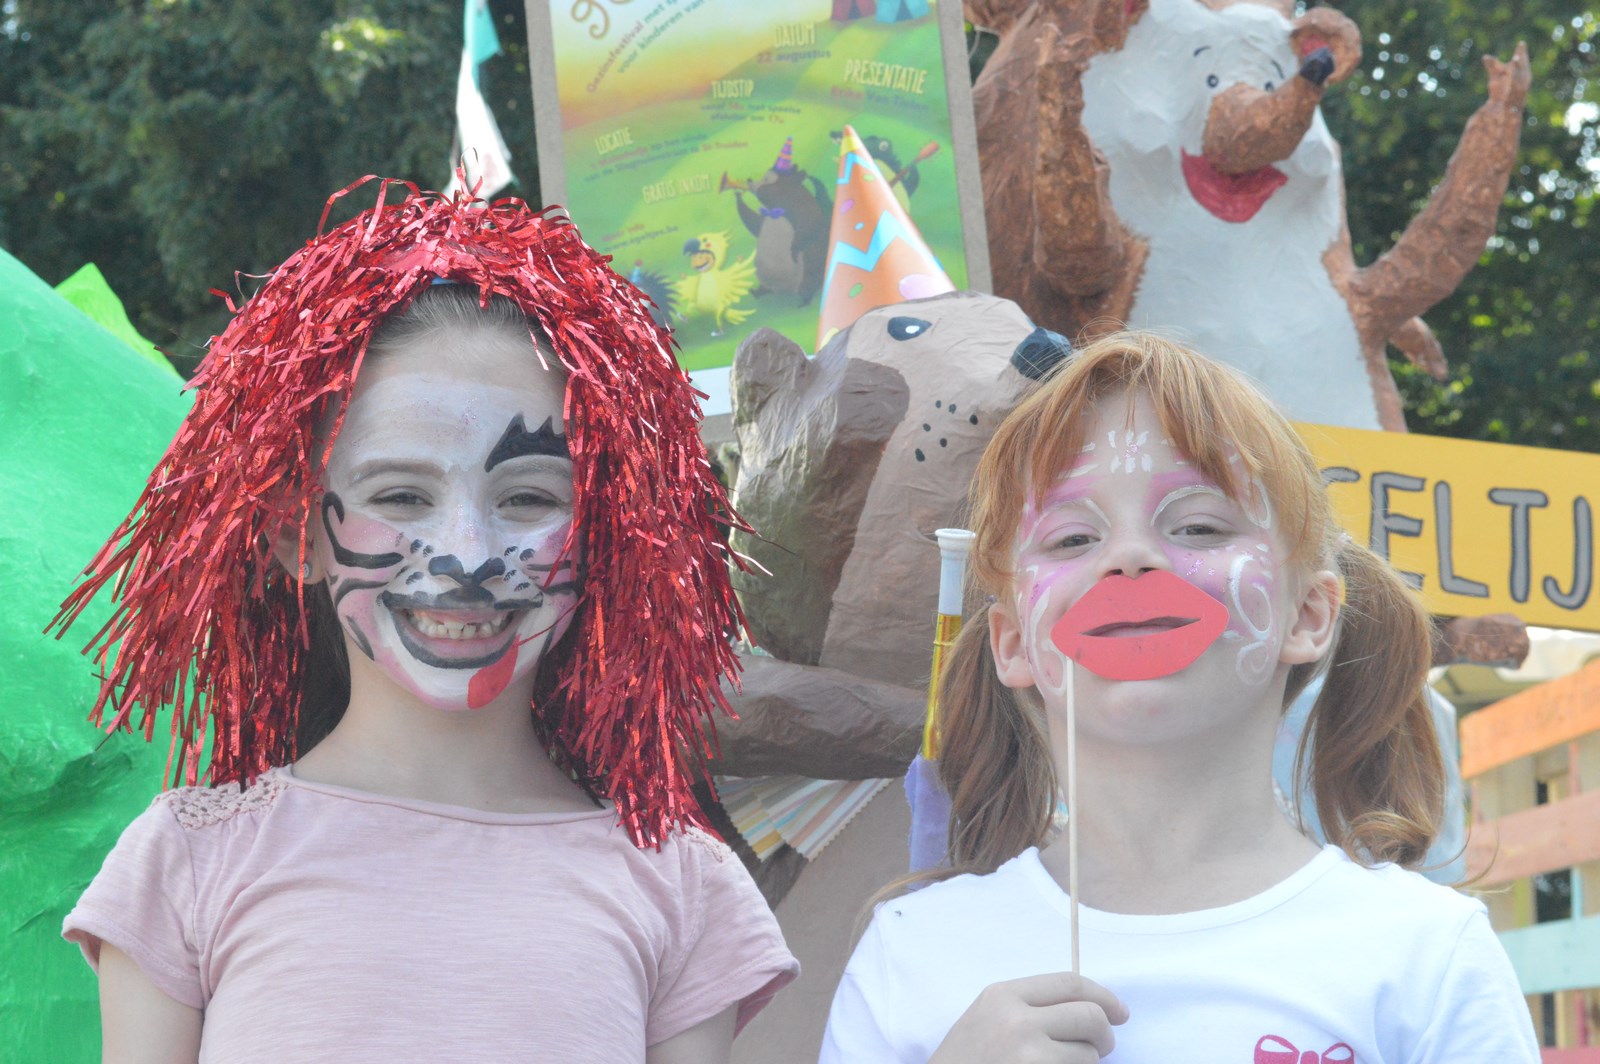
[
  {"xmin": 1004, "ymin": 390, "xmax": 1294, "ymax": 705},
  {"xmin": 312, "ymin": 334, "xmax": 578, "ymax": 712}
]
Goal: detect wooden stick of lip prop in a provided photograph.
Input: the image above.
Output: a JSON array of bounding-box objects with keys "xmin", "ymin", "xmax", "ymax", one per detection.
[
  {"xmin": 923, "ymin": 528, "xmax": 976, "ymax": 759},
  {"xmin": 1066, "ymin": 656, "xmax": 1080, "ymax": 975}
]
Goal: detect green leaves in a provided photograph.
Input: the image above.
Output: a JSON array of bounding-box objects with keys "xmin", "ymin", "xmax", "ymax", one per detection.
[
  {"xmin": 0, "ymin": 1, "xmax": 1592, "ymax": 450},
  {"xmin": 0, "ymin": 0, "xmax": 537, "ymax": 369},
  {"xmin": 1325, "ymin": 0, "xmax": 1597, "ymax": 450}
]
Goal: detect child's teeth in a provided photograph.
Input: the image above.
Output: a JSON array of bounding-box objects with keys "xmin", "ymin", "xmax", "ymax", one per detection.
[{"xmin": 407, "ymin": 612, "xmax": 511, "ymax": 638}]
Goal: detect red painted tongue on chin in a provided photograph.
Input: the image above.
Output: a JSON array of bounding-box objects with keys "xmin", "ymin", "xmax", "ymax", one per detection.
[
  {"xmin": 467, "ymin": 644, "xmax": 518, "ymax": 709},
  {"xmin": 1051, "ymin": 570, "xmax": 1230, "ymax": 681},
  {"xmin": 1180, "ymin": 150, "xmax": 1287, "ymax": 223}
]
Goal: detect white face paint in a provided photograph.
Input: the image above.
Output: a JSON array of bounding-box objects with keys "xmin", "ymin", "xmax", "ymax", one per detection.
[
  {"xmin": 312, "ymin": 329, "xmax": 578, "ymax": 713},
  {"xmin": 996, "ymin": 391, "xmax": 1309, "ymax": 743}
]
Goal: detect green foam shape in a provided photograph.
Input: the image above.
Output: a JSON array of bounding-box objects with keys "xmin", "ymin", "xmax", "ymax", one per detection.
[
  {"xmin": 53, "ymin": 263, "xmax": 179, "ymax": 380},
  {"xmin": 0, "ymin": 247, "xmax": 192, "ymax": 1061}
]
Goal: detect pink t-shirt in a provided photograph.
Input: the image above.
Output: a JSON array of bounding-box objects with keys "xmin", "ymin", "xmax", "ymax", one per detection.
[{"xmin": 64, "ymin": 767, "xmax": 798, "ymax": 1063}]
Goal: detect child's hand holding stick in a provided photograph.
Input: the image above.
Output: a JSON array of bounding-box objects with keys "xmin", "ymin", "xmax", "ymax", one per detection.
[{"xmin": 928, "ymin": 972, "xmax": 1127, "ymax": 1064}]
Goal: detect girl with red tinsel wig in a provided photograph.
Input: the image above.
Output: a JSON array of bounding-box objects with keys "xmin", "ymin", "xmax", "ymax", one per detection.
[{"xmin": 55, "ymin": 179, "xmax": 796, "ymax": 1062}]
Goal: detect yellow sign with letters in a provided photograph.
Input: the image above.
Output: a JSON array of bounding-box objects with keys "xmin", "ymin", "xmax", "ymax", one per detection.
[{"xmin": 1297, "ymin": 424, "xmax": 1596, "ymax": 632}]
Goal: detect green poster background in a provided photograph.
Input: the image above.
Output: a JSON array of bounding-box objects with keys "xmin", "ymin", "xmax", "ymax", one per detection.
[{"xmin": 530, "ymin": 0, "xmax": 986, "ymax": 375}]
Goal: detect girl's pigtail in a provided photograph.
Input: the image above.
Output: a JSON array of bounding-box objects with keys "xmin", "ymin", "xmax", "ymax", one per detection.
[
  {"xmin": 938, "ymin": 618, "xmax": 1055, "ymax": 875},
  {"xmin": 1301, "ymin": 538, "xmax": 1444, "ymax": 868}
]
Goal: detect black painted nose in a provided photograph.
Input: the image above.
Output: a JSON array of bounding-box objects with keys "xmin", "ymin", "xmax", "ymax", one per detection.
[
  {"xmin": 1011, "ymin": 326, "xmax": 1073, "ymax": 380},
  {"xmin": 427, "ymin": 555, "xmax": 507, "ymax": 587}
]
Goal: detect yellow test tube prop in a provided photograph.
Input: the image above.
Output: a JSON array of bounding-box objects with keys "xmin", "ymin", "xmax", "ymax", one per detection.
[{"xmin": 922, "ymin": 528, "xmax": 976, "ymax": 759}]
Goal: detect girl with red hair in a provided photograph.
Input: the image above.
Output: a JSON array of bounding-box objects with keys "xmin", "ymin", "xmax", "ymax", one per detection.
[{"xmin": 56, "ymin": 180, "xmax": 795, "ymax": 1062}]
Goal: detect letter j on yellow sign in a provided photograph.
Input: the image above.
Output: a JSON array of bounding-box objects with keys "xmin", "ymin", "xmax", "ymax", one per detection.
[{"xmin": 1298, "ymin": 424, "xmax": 1598, "ymax": 632}]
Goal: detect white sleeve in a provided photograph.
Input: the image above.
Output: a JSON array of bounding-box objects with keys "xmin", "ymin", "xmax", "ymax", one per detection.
[
  {"xmin": 1407, "ymin": 911, "xmax": 1540, "ymax": 1064},
  {"xmin": 819, "ymin": 918, "xmax": 912, "ymax": 1064}
]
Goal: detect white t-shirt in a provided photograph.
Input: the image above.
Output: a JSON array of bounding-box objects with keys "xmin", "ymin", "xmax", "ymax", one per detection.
[{"xmin": 821, "ymin": 845, "xmax": 1537, "ymax": 1063}]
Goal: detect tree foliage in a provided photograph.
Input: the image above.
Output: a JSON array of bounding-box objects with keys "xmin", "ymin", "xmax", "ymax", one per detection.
[
  {"xmin": 0, "ymin": 0, "xmax": 537, "ymax": 370},
  {"xmin": 1, "ymin": 1, "xmax": 1595, "ymax": 450},
  {"xmin": 1320, "ymin": 0, "xmax": 1598, "ymax": 449}
]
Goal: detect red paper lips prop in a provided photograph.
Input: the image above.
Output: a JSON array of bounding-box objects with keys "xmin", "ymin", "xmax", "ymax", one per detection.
[{"xmin": 1050, "ymin": 570, "xmax": 1229, "ymax": 681}]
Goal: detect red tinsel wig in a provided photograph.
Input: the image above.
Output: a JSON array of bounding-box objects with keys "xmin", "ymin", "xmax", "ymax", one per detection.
[{"xmin": 52, "ymin": 178, "xmax": 744, "ymax": 847}]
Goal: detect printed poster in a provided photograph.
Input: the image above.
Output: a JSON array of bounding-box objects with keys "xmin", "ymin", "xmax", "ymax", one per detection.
[{"xmin": 527, "ymin": 0, "xmax": 989, "ymax": 410}]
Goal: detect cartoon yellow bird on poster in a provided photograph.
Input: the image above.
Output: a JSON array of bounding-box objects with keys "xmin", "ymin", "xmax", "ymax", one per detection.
[{"xmin": 673, "ymin": 232, "xmax": 756, "ymax": 336}]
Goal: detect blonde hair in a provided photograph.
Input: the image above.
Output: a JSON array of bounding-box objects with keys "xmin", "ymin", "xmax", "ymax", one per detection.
[{"xmin": 935, "ymin": 331, "xmax": 1443, "ymax": 877}]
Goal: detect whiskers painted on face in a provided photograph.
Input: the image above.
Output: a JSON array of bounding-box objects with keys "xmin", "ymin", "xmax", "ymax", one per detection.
[{"xmin": 508, "ymin": 556, "xmax": 578, "ymax": 597}]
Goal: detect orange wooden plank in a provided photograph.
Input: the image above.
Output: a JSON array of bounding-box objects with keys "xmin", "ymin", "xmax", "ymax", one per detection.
[
  {"xmin": 1466, "ymin": 788, "xmax": 1600, "ymax": 887},
  {"xmin": 1461, "ymin": 662, "xmax": 1600, "ymax": 780}
]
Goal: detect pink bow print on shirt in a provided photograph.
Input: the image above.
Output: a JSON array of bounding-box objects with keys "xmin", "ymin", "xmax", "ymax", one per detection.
[{"xmin": 1254, "ymin": 1035, "xmax": 1355, "ymax": 1064}]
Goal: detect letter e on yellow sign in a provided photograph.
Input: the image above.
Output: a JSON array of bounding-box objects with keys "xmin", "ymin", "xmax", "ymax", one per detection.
[{"xmin": 1297, "ymin": 424, "xmax": 1597, "ymax": 632}]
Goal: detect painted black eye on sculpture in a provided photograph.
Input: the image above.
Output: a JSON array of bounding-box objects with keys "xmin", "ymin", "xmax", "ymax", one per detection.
[
  {"xmin": 887, "ymin": 316, "xmax": 931, "ymax": 341},
  {"xmin": 1207, "ymin": 74, "xmax": 1219, "ymax": 88}
]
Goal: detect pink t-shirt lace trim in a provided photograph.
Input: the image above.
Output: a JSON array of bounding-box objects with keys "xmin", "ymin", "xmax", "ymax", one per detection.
[
  {"xmin": 680, "ymin": 825, "xmax": 730, "ymax": 863},
  {"xmin": 156, "ymin": 770, "xmax": 287, "ymax": 830}
]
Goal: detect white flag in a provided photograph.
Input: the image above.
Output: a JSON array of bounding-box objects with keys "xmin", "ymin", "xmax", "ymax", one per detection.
[{"xmin": 446, "ymin": 0, "xmax": 514, "ymax": 198}]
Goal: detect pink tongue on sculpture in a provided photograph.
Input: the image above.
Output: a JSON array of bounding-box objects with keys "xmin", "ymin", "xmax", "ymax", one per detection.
[{"xmin": 467, "ymin": 643, "xmax": 518, "ymax": 709}]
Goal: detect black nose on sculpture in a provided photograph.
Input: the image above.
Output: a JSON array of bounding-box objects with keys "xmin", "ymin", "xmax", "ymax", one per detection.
[{"xmin": 1011, "ymin": 326, "xmax": 1073, "ymax": 380}]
